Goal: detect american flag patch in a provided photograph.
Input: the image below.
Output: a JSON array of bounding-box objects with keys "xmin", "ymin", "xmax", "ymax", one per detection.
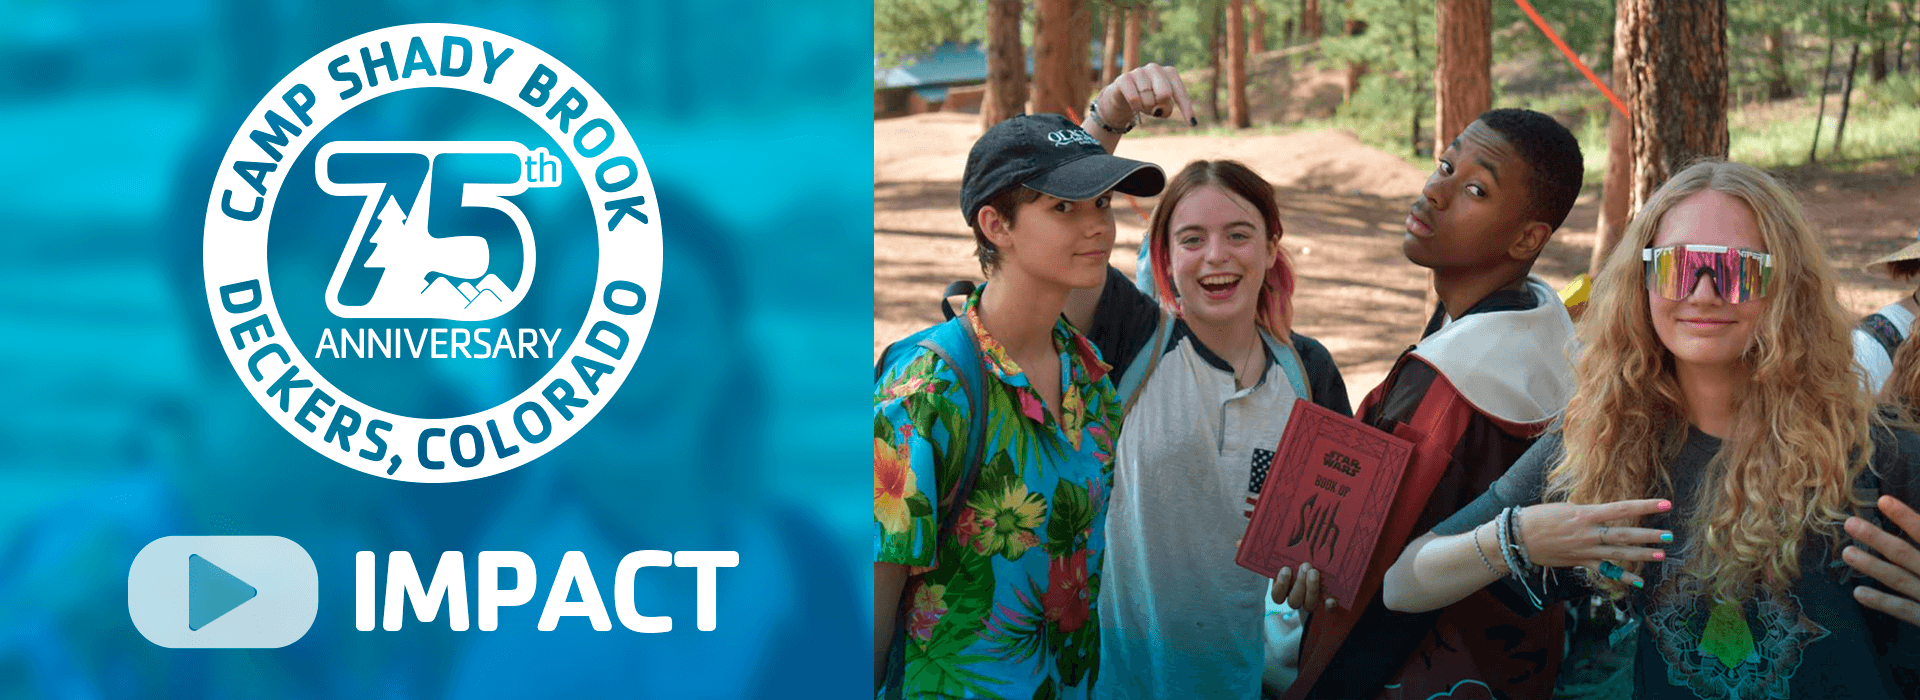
[{"xmin": 1249, "ymin": 448, "xmax": 1274, "ymax": 494}]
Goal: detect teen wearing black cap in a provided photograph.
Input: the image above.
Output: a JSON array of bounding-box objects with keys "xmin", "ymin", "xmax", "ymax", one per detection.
[{"xmin": 875, "ymin": 114, "xmax": 1163, "ymax": 699}]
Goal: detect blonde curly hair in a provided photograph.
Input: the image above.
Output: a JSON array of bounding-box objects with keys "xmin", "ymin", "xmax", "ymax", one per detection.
[{"xmin": 1546, "ymin": 160, "xmax": 1875, "ymax": 603}]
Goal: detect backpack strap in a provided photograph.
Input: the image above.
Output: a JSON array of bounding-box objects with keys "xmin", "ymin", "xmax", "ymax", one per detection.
[
  {"xmin": 1264, "ymin": 331, "xmax": 1312, "ymax": 403},
  {"xmin": 939, "ymin": 280, "xmax": 976, "ymax": 321},
  {"xmin": 1115, "ymin": 308, "xmax": 1177, "ymax": 417},
  {"xmin": 1860, "ymin": 312, "xmax": 1904, "ymax": 359},
  {"xmin": 917, "ymin": 318, "xmax": 991, "ymax": 520},
  {"xmin": 879, "ymin": 314, "xmax": 991, "ymax": 699}
]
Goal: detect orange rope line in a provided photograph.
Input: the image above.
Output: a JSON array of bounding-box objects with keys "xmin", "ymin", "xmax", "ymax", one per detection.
[
  {"xmin": 1125, "ymin": 194, "xmax": 1150, "ymax": 226},
  {"xmin": 1512, "ymin": 0, "xmax": 1630, "ymax": 120}
]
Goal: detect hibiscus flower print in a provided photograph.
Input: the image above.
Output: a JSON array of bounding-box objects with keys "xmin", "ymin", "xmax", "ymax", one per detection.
[
  {"xmin": 874, "ymin": 434, "xmax": 918, "ymax": 535},
  {"xmin": 1086, "ymin": 422, "xmax": 1112, "ymax": 463},
  {"xmin": 953, "ymin": 507, "xmax": 984, "ymax": 553},
  {"xmin": 1059, "ymin": 384, "xmax": 1085, "ymax": 447},
  {"xmin": 882, "ymin": 373, "xmax": 928, "ymax": 399},
  {"xmin": 1043, "ymin": 550, "xmax": 1091, "ymax": 633},
  {"xmin": 907, "ymin": 583, "xmax": 948, "ymax": 641},
  {"xmin": 975, "ymin": 484, "xmax": 1047, "ymax": 560},
  {"xmin": 1018, "ymin": 390, "xmax": 1047, "ymax": 424}
]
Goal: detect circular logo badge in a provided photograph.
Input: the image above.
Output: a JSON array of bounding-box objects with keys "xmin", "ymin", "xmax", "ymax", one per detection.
[{"xmin": 203, "ymin": 24, "xmax": 660, "ymax": 482}]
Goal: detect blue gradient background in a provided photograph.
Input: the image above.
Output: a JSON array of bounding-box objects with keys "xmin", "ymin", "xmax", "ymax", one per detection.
[{"xmin": 0, "ymin": 1, "xmax": 868, "ymax": 697}]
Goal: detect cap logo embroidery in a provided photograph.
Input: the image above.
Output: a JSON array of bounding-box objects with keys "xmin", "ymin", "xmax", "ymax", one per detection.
[{"xmin": 1046, "ymin": 129, "xmax": 1100, "ymax": 147}]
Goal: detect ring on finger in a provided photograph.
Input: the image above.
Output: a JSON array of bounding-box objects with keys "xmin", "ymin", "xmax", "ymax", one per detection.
[
  {"xmin": 1597, "ymin": 560, "xmax": 1625, "ymax": 580},
  {"xmin": 1597, "ymin": 525, "xmax": 1610, "ymax": 546}
]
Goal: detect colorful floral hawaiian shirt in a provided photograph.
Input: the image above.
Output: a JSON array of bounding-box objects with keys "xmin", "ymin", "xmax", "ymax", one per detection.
[{"xmin": 875, "ymin": 291, "xmax": 1122, "ymax": 699}]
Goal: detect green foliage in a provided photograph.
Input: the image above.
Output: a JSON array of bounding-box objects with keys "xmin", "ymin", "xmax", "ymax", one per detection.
[
  {"xmin": 1863, "ymin": 72, "xmax": 1920, "ymax": 114},
  {"xmin": 1139, "ymin": 0, "xmax": 1225, "ymax": 72},
  {"xmin": 875, "ymin": 0, "xmax": 985, "ymax": 67},
  {"xmin": 1490, "ymin": 0, "xmax": 1614, "ymax": 76},
  {"xmin": 1316, "ymin": 0, "xmax": 1431, "ymax": 76},
  {"xmin": 1313, "ymin": 0, "xmax": 1433, "ymax": 157},
  {"xmin": 1728, "ymin": 96, "xmax": 1920, "ymax": 170}
]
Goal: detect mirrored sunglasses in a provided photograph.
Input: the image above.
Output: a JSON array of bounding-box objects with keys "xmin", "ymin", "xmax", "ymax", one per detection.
[{"xmin": 1641, "ymin": 245, "xmax": 1773, "ymax": 304}]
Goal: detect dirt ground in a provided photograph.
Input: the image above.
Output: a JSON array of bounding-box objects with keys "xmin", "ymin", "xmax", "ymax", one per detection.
[{"xmin": 875, "ymin": 111, "xmax": 1920, "ymax": 401}]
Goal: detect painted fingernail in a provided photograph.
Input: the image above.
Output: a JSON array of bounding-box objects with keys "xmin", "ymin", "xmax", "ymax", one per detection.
[
  {"xmin": 1661, "ymin": 532, "xmax": 1674, "ymax": 543},
  {"xmin": 1632, "ymin": 579, "xmax": 1645, "ymax": 589},
  {"xmin": 1658, "ymin": 500, "xmax": 1673, "ymax": 511},
  {"xmin": 1652, "ymin": 551, "xmax": 1665, "ymax": 561}
]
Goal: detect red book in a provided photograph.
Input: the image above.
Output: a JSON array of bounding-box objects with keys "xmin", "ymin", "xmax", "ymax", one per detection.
[{"xmin": 1236, "ymin": 398, "xmax": 1414, "ymax": 605}]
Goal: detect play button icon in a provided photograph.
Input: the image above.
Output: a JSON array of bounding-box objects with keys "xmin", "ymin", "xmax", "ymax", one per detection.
[
  {"xmin": 188, "ymin": 554, "xmax": 258, "ymax": 630},
  {"xmin": 129, "ymin": 536, "xmax": 317, "ymax": 648}
]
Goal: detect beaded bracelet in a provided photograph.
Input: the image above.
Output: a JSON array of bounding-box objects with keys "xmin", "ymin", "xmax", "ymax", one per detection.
[
  {"xmin": 1511, "ymin": 505, "xmax": 1534, "ymax": 568},
  {"xmin": 1495, "ymin": 507, "xmax": 1522, "ymax": 576},
  {"xmin": 1502, "ymin": 506, "xmax": 1531, "ymax": 574},
  {"xmin": 1501, "ymin": 507, "xmax": 1549, "ymax": 609},
  {"xmin": 1087, "ymin": 100, "xmax": 1137, "ymax": 134},
  {"xmin": 1472, "ymin": 523, "xmax": 1499, "ymax": 575}
]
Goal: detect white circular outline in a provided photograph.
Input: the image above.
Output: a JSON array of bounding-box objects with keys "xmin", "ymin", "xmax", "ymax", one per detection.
[{"xmin": 203, "ymin": 24, "xmax": 661, "ymax": 483}]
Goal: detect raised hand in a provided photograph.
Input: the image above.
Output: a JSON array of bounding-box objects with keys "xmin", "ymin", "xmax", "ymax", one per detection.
[
  {"xmin": 1091, "ymin": 63, "xmax": 1196, "ymax": 133},
  {"xmin": 1515, "ymin": 498, "xmax": 1673, "ymax": 588},
  {"xmin": 1843, "ymin": 494, "xmax": 1920, "ymax": 626}
]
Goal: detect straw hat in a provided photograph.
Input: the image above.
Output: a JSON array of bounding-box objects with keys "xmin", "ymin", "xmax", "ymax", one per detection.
[{"xmin": 1866, "ymin": 225, "xmax": 1920, "ymax": 279}]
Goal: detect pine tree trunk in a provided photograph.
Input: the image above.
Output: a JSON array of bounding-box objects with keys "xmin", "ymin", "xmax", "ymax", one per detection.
[
  {"xmin": 1434, "ymin": 0, "xmax": 1492, "ymax": 159},
  {"xmin": 1032, "ymin": 0, "xmax": 1077, "ymax": 117},
  {"xmin": 1069, "ymin": 0, "xmax": 1093, "ymax": 113},
  {"xmin": 1835, "ymin": 39, "xmax": 1864, "ymax": 155},
  {"xmin": 983, "ymin": 0, "xmax": 1028, "ymax": 129},
  {"xmin": 1344, "ymin": 18, "xmax": 1369, "ymax": 100},
  {"xmin": 1765, "ymin": 29, "xmax": 1793, "ymax": 99},
  {"xmin": 1809, "ymin": 32, "xmax": 1837, "ymax": 164},
  {"xmin": 1210, "ymin": 6, "xmax": 1224, "ymax": 123},
  {"xmin": 1102, "ymin": 9, "xmax": 1122, "ymax": 86},
  {"xmin": 1304, "ymin": 0, "xmax": 1322, "ymax": 39},
  {"xmin": 1229, "ymin": 0, "xmax": 1251, "ymax": 128},
  {"xmin": 1125, "ymin": 9, "xmax": 1142, "ymax": 72},
  {"xmin": 1869, "ymin": 4, "xmax": 1888, "ymax": 82},
  {"xmin": 1252, "ymin": 4, "xmax": 1268, "ymax": 53},
  {"xmin": 1410, "ymin": 8, "xmax": 1423, "ymax": 157},
  {"xmin": 1594, "ymin": 7, "xmax": 1635, "ymax": 275},
  {"xmin": 1621, "ymin": 0, "xmax": 1729, "ymax": 216},
  {"xmin": 1897, "ymin": 2, "xmax": 1912, "ymax": 74}
]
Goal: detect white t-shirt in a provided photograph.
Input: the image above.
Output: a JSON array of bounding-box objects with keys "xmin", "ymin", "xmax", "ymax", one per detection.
[
  {"xmin": 1853, "ymin": 300, "xmax": 1915, "ymax": 395},
  {"xmin": 1095, "ymin": 326, "xmax": 1298, "ymax": 700}
]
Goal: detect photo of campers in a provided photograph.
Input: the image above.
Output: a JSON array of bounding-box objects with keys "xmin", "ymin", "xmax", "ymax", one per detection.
[{"xmin": 876, "ymin": 1, "xmax": 1920, "ymax": 699}]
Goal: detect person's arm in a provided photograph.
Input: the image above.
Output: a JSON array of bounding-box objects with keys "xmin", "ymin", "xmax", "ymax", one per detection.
[
  {"xmin": 1079, "ymin": 64, "xmax": 1197, "ymax": 154},
  {"xmin": 874, "ymin": 562, "xmax": 910, "ymax": 686},
  {"xmin": 1384, "ymin": 499, "xmax": 1673, "ymax": 613},
  {"xmin": 1384, "ymin": 525, "xmax": 1515, "ymax": 613},
  {"xmin": 872, "ymin": 359, "xmax": 960, "ymax": 686}
]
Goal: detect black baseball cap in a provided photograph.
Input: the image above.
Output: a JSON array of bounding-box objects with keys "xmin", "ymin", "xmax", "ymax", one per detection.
[{"xmin": 961, "ymin": 113, "xmax": 1165, "ymax": 226}]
